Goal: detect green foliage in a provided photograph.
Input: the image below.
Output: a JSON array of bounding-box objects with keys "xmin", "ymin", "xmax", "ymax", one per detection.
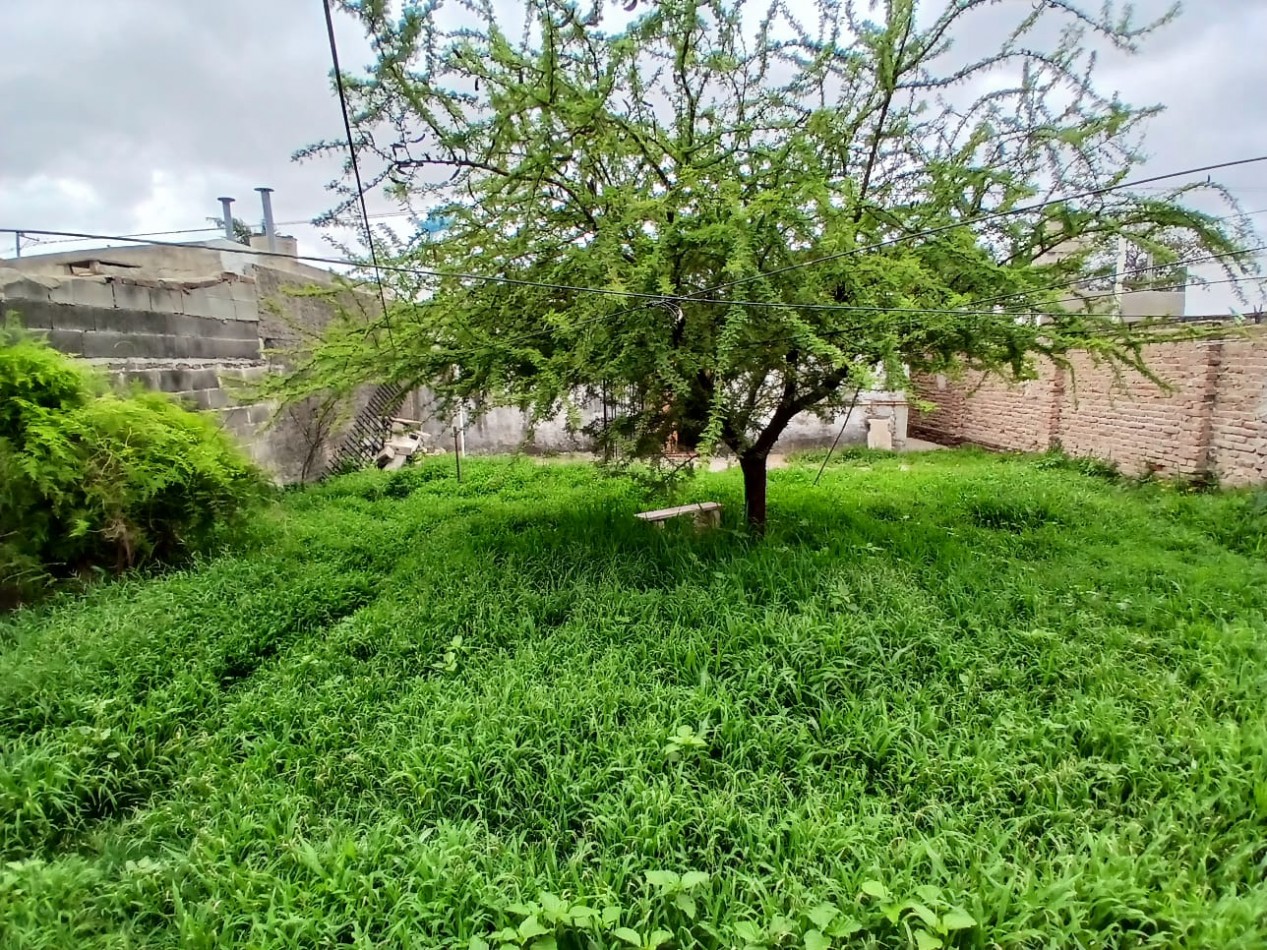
[
  {"xmin": 0, "ymin": 326, "xmax": 264, "ymax": 602},
  {"xmin": 274, "ymin": 0, "xmax": 1252, "ymax": 529},
  {"xmin": 2, "ymin": 452, "xmax": 1266, "ymax": 945}
]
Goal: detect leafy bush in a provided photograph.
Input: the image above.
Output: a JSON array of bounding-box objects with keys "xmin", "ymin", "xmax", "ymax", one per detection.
[{"xmin": 0, "ymin": 325, "xmax": 264, "ymax": 601}]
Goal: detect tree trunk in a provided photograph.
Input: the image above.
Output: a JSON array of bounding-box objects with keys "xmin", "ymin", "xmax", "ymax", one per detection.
[{"xmin": 739, "ymin": 452, "xmax": 768, "ymax": 535}]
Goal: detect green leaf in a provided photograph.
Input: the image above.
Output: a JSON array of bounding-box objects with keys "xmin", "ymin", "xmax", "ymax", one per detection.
[
  {"xmin": 601, "ymin": 906, "xmax": 622, "ymax": 927},
  {"xmin": 518, "ymin": 916, "xmax": 550, "ymax": 941},
  {"xmin": 539, "ymin": 893, "xmax": 565, "ymax": 920},
  {"xmin": 807, "ymin": 904, "xmax": 838, "ymax": 930},
  {"xmin": 914, "ymin": 885, "xmax": 942, "ymax": 904},
  {"xmin": 941, "ymin": 910, "xmax": 977, "ymax": 931},
  {"xmin": 506, "ymin": 903, "xmax": 537, "ymax": 918},
  {"xmin": 645, "ymin": 870, "xmax": 681, "ymax": 891},
  {"xmin": 769, "ymin": 915, "xmax": 795, "ymax": 935},
  {"xmin": 613, "ymin": 927, "xmax": 643, "ymax": 946},
  {"xmin": 468, "ymin": 939, "xmax": 490, "ymax": 950},
  {"xmin": 914, "ymin": 931, "xmax": 943, "ymax": 950},
  {"xmin": 679, "ymin": 870, "xmax": 709, "ymax": 890},
  {"xmin": 804, "ymin": 930, "xmax": 831, "ymax": 950},
  {"xmin": 826, "ymin": 918, "xmax": 862, "ymax": 939},
  {"xmin": 673, "ymin": 892, "xmax": 697, "ymax": 919},
  {"xmin": 568, "ymin": 904, "xmax": 597, "ymax": 923},
  {"xmin": 905, "ymin": 902, "xmax": 940, "ymax": 928},
  {"xmin": 859, "ymin": 880, "xmax": 890, "ymax": 901},
  {"xmin": 733, "ymin": 920, "xmax": 763, "ymax": 943},
  {"xmin": 648, "ymin": 930, "xmax": 673, "ymax": 948},
  {"xmin": 530, "ymin": 940, "xmax": 558, "ymax": 950}
]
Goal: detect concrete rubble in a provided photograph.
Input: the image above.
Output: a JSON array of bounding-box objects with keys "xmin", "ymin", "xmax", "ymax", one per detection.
[{"xmin": 375, "ymin": 420, "xmax": 445, "ymax": 470}]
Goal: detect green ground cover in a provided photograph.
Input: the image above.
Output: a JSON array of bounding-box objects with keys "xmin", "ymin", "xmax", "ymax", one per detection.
[{"xmin": 2, "ymin": 450, "xmax": 1265, "ymax": 948}]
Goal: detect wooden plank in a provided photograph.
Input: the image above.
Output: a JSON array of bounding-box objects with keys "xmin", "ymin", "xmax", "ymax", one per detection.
[{"xmin": 635, "ymin": 502, "xmax": 722, "ymax": 522}]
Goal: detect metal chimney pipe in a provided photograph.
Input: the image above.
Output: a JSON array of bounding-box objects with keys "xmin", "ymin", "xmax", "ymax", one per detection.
[
  {"xmin": 217, "ymin": 197, "xmax": 236, "ymax": 242},
  {"xmin": 255, "ymin": 187, "xmax": 277, "ymax": 253}
]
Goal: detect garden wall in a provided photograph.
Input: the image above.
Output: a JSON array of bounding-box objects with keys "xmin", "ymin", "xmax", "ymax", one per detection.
[
  {"xmin": 910, "ymin": 329, "xmax": 1267, "ymax": 485},
  {"xmin": 0, "ymin": 256, "xmax": 377, "ymax": 483}
]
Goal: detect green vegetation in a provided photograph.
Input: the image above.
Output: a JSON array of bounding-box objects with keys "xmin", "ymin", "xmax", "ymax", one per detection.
[
  {"xmin": 0, "ymin": 327, "xmax": 263, "ymax": 603},
  {"xmin": 2, "ymin": 452, "xmax": 1266, "ymax": 947},
  {"xmin": 280, "ymin": 0, "xmax": 1248, "ymax": 530}
]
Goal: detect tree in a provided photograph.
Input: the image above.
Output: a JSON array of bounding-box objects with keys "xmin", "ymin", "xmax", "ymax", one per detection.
[
  {"xmin": 207, "ymin": 216, "xmax": 257, "ymax": 245},
  {"xmin": 278, "ymin": 0, "xmax": 1255, "ymax": 531}
]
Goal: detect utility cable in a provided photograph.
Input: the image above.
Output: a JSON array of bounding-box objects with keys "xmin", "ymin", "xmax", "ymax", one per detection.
[
  {"xmin": 683, "ymin": 154, "xmax": 1267, "ymax": 303},
  {"xmin": 322, "ymin": 0, "xmax": 393, "ymax": 338},
  {"xmin": 0, "ymin": 228, "xmax": 671, "ymax": 302}
]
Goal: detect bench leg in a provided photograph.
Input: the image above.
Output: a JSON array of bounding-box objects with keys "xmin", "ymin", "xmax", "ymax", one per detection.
[{"xmin": 693, "ymin": 509, "xmax": 721, "ymax": 530}]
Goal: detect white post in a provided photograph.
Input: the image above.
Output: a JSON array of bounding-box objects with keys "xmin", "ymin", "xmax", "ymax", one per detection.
[{"xmin": 1113, "ymin": 234, "xmax": 1127, "ymax": 317}]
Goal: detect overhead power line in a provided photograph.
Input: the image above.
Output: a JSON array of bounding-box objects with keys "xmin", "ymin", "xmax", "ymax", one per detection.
[
  {"xmin": 0, "ymin": 227, "xmax": 676, "ymax": 301},
  {"xmin": 6, "ymin": 155, "xmax": 1267, "ymax": 333},
  {"xmin": 322, "ymin": 0, "xmax": 392, "ymax": 334},
  {"xmin": 573, "ymin": 155, "xmax": 1267, "ymax": 339},
  {"xmin": 21, "ymin": 210, "xmax": 418, "ymax": 249},
  {"xmin": 686, "ymin": 154, "xmax": 1267, "ymax": 303},
  {"xmin": 954, "ymin": 242, "xmax": 1267, "ymax": 312},
  {"xmin": 20, "ymin": 206, "xmax": 1267, "ymax": 253}
]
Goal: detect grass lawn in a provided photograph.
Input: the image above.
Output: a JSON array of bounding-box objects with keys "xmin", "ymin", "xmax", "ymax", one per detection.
[{"xmin": 2, "ymin": 450, "xmax": 1266, "ymax": 948}]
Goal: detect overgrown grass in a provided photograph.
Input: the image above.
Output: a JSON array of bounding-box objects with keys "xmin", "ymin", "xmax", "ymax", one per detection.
[{"xmin": 2, "ymin": 450, "xmax": 1266, "ymax": 948}]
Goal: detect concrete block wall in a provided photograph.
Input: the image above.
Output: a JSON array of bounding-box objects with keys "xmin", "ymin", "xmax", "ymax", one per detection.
[
  {"xmin": 911, "ymin": 329, "xmax": 1267, "ymax": 485},
  {"xmin": 0, "ymin": 262, "xmax": 371, "ymax": 484},
  {"xmin": 2, "ymin": 272, "xmax": 261, "ymax": 362},
  {"xmin": 426, "ymin": 390, "xmax": 908, "ymax": 456}
]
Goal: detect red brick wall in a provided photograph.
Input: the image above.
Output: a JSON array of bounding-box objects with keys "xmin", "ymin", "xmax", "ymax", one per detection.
[{"xmin": 911, "ymin": 330, "xmax": 1267, "ymax": 485}]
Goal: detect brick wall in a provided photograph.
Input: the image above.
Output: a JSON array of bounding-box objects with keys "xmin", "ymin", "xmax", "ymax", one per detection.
[{"xmin": 911, "ymin": 329, "xmax": 1267, "ymax": 485}]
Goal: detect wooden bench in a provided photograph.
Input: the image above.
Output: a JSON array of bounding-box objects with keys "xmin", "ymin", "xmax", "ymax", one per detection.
[{"xmin": 635, "ymin": 501, "xmax": 722, "ymax": 530}]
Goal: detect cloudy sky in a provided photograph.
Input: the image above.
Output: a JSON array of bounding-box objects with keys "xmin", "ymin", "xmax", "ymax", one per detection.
[{"xmin": 1, "ymin": 0, "xmax": 1264, "ymax": 312}]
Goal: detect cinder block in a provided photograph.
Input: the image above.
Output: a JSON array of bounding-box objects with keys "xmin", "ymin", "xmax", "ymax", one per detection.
[
  {"xmin": 247, "ymin": 403, "xmax": 275, "ymax": 425},
  {"xmin": 192, "ymin": 388, "xmax": 231, "ymax": 410},
  {"xmin": 8, "ymin": 301, "xmax": 56, "ymax": 329},
  {"xmin": 0, "ymin": 275, "xmax": 55, "ymax": 302},
  {"xmin": 94, "ymin": 308, "xmax": 168, "ymax": 335},
  {"xmin": 165, "ymin": 313, "xmax": 201, "ymax": 338},
  {"xmin": 82, "ymin": 330, "xmax": 172, "ymax": 360},
  {"xmin": 169, "ymin": 368, "xmax": 222, "ymax": 392},
  {"xmin": 217, "ymin": 406, "xmax": 254, "ymax": 431},
  {"xmin": 149, "ymin": 287, "xmax": 182, "ymax": 314},
  {"xmin": 119, "ymin": 369, "xmax": 163, "ymax": 390},
  {"xmin": 195, "ymin": 317, "xmax": 259, "ymax": 342},
  {"xmin": 179, "ymin": 289, "xmax": 214, "ymax": 318},
  {"xmin": 67, "ymin": 280, "xmax": 117, "ymax": 309},
  {"xmin": 109, "ymin": 282, "xmax": 152, "ymax": 312},
  {"xmin": 40, "ymin": 303, "xmax": 101, "ymax": 332},
  {"xmin": 206, "ymin": 293, "xmax": 237, "ymax": 322},
  {"xmin": 45, "ymin": 328, "xmax": 86, "ymax": 354},
  {"xmin": 214, "ymin": 338, "xmax": 261, "ymax": 359}
]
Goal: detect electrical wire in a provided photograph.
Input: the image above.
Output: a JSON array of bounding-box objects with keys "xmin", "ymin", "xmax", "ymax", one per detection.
[
  {"xmin": 6, "ymin": 155, "xmax": 1267, "ymax": 336},
  {"xmin": 0, "ymin": 227, "xmax": 672, "ymax": 302},
  {"xmin": 681, "ymin": 154, "xmax": 1267, "ymax": 303},
  {"xmin": 322, "ymin": 0, "xmax": 393, "ymax": 337},
  {"xmin": 21, "ymin": 210, "xmax": 417, "ymax": 248},
  {"xmin": 965, "ymin": 242, "xmax": 1267, "ymax": 311},
  {"xmin": 20, "ymin": 207, "xmax": 1267, "ymax": 253}
]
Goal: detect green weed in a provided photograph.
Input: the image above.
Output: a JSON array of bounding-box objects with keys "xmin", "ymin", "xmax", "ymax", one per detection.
[{"xmin": 1, "ymin": 452, "xmax": 1265, "ymax": 947}]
